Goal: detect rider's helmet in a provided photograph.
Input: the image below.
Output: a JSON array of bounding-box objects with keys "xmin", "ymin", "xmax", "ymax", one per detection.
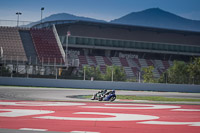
[
  {"xmin": 112, "ymin": 90, "xmax": 115, "ymax": 94},
  {"xmin": 103, "ymin": 89, "xmax": 107, "ymax": 93}
]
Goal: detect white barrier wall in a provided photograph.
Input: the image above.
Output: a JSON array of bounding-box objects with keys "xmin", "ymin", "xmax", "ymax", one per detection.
[{"xmin": 0, "ymin": 77, "xmax": 200, "ymax": 93}]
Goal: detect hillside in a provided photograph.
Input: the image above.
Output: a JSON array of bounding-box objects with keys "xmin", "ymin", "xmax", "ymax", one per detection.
[
  {"xmin": 27, "ymin": 13, "xmax": 106, "ymax": 27},
  {"xmin": 28, "ymin": 8, "xmax": 200, "ymax": 32},
  {"xmin": 110, "ymin": 8, "xmax": 200, "ymax": 31}
]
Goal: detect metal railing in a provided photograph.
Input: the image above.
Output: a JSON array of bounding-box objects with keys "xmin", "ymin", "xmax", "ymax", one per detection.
[
  {"xmin": 0, "ymin": 55, "xmax": 80, "ymax": 79},
  {"xmin": 0, "ymin": 19, "xmax": 33, "ymax": 28}
]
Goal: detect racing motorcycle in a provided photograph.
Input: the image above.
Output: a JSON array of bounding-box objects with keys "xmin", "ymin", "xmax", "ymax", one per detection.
[{"xmin": 98, "ymin": 90, "xmax": 116, "ymax": 102}]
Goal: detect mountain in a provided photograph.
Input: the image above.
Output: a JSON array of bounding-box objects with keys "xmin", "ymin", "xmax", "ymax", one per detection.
[
  {"xmin": 27, "ymin": 8, "xmax": 200, "ymax": 32},
  {"xmin": 42, "ymin": 13, "xmax": 106, "ymax": 22},
  {"xmin": 27, "ymin": 13, "xmax": 106, "ymax": 27},
  {"xmin": 110, "ymin": 8, "xmax": 200, "ymax": 32}
]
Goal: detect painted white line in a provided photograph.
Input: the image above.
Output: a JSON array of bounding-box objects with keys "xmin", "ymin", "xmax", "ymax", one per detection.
[
  {"xmin": 20, "ymin": 128, "xmax": 47, "ymax": 131},
  {"xmin": 0, "ymin": 109, "xmax": 54, "ymax": 117},
  {"xmin": 35, "ymin": 112, "xmax": 159, "ymax": 121},
  {"xmin": 172, "ymin": 109, "xmax": 200, "ymax": 111},
  {"xmin": 138, "ymin": 121, "xmax": 200, "ymax": 126},
  {"xmin": 118, "ymin": 99, "xmax": 150, "ymax": 102},
  {"xmin": 0, "ymin": 101, "xmax": 85, "ymax": 106},
  {"xmin": 82, "ymin": 104, "xmax": 180, "ymax": 109}
]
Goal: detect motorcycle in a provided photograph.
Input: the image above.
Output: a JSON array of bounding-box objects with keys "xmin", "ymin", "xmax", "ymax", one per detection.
[{"xmin": 98, "ymin": 90, "xmax": 116, "ymax": 102}]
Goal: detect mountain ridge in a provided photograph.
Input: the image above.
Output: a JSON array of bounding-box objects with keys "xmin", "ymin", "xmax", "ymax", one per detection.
[
  {"xmin": 29, "ymin": 8, "xmax": 200, "ymax": 32},
  {"xmin": 27, "ymin": 12, "xmax": 106, "ymax": 27},
  {"xmin": 110, "ymin": 8, "xmax": 200, "ymax": 32}
]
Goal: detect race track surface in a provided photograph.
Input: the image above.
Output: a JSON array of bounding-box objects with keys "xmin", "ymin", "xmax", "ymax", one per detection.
[
  {"xmin": 0, "ymin": 86, "xmax": 200, "ymax": 101},
  {"xmin": 0, "ymin": 86, "xmax": 200, "ymax": 133},
  {"xmin": 0, "ymin": 100, "xmax": 200, "ymax": 133}
]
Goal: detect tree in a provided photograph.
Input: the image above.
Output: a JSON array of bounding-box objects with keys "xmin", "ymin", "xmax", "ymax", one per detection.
[
  {"xmin": 103, "ymin": 65, "xmax": 126, "ymax": 81},
  {"xmin": 103, "ymin": 66, "xmax": 112, "ymax": 81},
  {"xmin": 158, "ymin": 57, "xmax": 200, "ymax": 85},
  {"xmin": 187, "ymin": 57, "xmax": 200, "ymax": 84},
  {"xmin": 142, "ymin": 66, "xmax": 155, "ymax": 83},
  {"xmin": 83, "ymin": 65, "xmax": 102, "ymax": 80},
  {"xmin": 158, "ymin": 71, "xmax": 168, "ymax": 84},
  {"xmin": 167, "ymin": 61, "xmax": 188, "ymax": 84},
  {"xmin": 113, "ymin": 65, "xmax": 126, "ymax": 81}
]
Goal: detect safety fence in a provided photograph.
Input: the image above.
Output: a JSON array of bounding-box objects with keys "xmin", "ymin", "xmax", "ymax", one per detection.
[{"xmin": 0, "ymin": 77, "xmax": 200, "ymax": 93}]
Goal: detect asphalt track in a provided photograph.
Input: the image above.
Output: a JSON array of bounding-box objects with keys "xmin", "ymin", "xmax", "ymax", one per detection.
[
  {"xmin": 1, "ymin": 86, "xmax": 200, "ymax": 101},
  {"xmin": 0, "ymin": 86, "xmax": 200, "ymax": 133}
]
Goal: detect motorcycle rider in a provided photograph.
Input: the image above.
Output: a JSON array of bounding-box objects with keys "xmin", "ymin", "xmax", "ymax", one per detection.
[{"xmin": 91, "ymin": 89, "xmax": 107, "ymax": 100}]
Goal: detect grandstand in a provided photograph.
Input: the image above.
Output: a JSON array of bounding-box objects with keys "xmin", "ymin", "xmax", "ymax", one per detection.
[
  {"xmin": 0, "ymin": 26, "xmax": 65, "ymax": 76},
  {"xmin": 1, "ymin": 20, "xmax": 200, "ymax": 79}
]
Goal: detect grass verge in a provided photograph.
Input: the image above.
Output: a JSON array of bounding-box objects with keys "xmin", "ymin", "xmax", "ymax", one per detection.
[{"xmin": 83, "ymin": 95, "xmax": 200, "ymax": 102}]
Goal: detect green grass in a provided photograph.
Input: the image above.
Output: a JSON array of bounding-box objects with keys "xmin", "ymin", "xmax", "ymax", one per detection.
[{"xmin": 83, "ymin": 95, "xmax": 200, "ymax": 102}]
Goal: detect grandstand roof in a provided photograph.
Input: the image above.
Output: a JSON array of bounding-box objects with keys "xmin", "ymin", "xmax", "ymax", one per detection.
[
  {"xmin": 33, "ymin": 20, "xmax": 200, "ymax": 56},
  {"xmin": 32, "ymin": 20, "xmax": 200, "ymax": 35}
]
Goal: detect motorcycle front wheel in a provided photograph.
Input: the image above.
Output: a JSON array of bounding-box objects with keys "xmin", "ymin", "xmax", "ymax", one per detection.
[{"xmin": 109, "ymin": 96, "xmax": 116, "ymax": 102}]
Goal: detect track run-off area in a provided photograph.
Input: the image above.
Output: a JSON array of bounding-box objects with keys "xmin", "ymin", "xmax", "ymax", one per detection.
[
  {"xmin": 0, "ymin": 86, "xmax": 200, "ymax": 133},
  {"xmin": 0, "ymin": 100, "xmax": 200, "ymax": 133}
]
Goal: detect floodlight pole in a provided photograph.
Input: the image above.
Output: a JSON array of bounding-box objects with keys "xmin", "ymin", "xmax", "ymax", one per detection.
[
  {"xmin": 0, "ymin": 47, "xmax": 3, "ymax": 59},
  {"xmin": 84, "ymin": 67, "xmax": 86, "ymax": 80},
  {"xmin": 111, "ymin": 66, "xmax": 114, "ymax": 82},
  {"xmin": 138, "ymin": 71, "xmax": 141, "ymax": 83},
  {"xmin": 16, "ymin": 12, "xmax": 22, "ymax": 27},
  {"xmin": 41, "ymin": 7, "xmax": 44, "ymax": 25},
  {"xmin": 66, "ymin": 35, "xmax": 68, "ymax": 66},
  {"xmin": 65, "ymin": 31, "xmax": 70, "ymax": 67}
]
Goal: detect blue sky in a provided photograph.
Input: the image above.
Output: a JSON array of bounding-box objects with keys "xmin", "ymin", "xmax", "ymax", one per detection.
[{"xmin": 0, "ymin": 0, "xmax": 200, "ymax": 22}]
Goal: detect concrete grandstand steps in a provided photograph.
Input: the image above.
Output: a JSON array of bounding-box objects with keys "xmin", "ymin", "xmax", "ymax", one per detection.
[
  {"xmin": 169, "ymin": 61, "xmax": 173, "ymax": 67},
  {"xmin": 146, "ymin": 59, "xmax": 154, "ymax": 66},
  {"xmin": 139, "ymin": 59, "xmax": 148, "ymax": 68},
  {"xmin": 132, "ymin": 67, "xmax": 139, "ymax": 77},
  {"xmin": 119, "ymin": 57, "xmax": 129, "ymax": 67},
  {"xmin": 127, "ymin": 58, "xmax": 139, "ymax": 68},
  {"xmin": 157, "ymin": 68, "xmax": 164, "ymax": 76},
  {"xmin": 153, "ymin": 68, "xmax": 160, "ymax": 78},
  {"xmin": 99, "ymin": 65, "xmax": 106, "ymax": 73},
  {"xmin": 154, "ymin": 60, "xmax": 164, "ymax": 69},
  {"xmin": 111, "ymin": 57, "xmax": 121, "ymax": 66},
  {"xmin": 89, "ymin": 56, "xmax": 97, "ymax": 65},
  {"xmin": 162, "ymin": 60, "xmax": 170, "ymax": 69},
  {"xmin": 124, "ymin": 67, "xmax": 134, "ymax": 77},
  {"xmin": 19, "ymin": 30, "xmax": 38, "ymax": 65},
  {"xmin": 78, "ymin": 55, "xmax": 88, "ymax": 66},
  {"xmin": 95, "ymin": 56, "xmax": 105, "ymax": 65},
  {"xmin": 86, "ymin": 56, "xmax": 93, "ymax": 65},
  {"xmin": 86, "ymin": 56, "xmax": 96, "ymax": 66},
  {"xmin": 132, "ymin": 58, "xmax": 141, "ymax": 67},
  {"xmin": 103, "ymin": 57, "xmax": 112, "ymax": 66}
]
